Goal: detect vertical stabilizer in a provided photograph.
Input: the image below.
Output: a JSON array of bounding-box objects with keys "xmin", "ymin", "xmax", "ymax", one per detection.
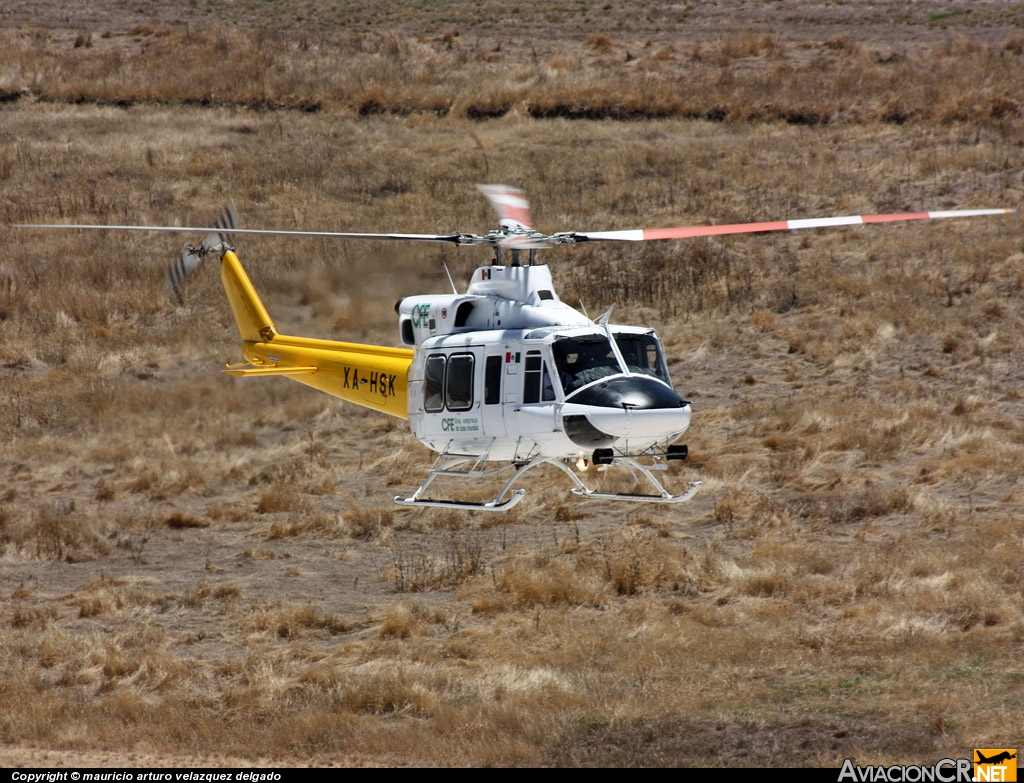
[{"xmin": 220, "ymin": 250, "xmax": 277, "ymax": 343}]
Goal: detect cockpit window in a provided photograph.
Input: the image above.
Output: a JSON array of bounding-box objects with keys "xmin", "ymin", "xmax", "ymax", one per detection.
[
  {"xmin": 523, "ymin": 351, "xmax": 557, "ymax": 403},
  {"xmin": 613, "ymin": 332, "xmax": 671, "ymax": 384},
  {"xmin": 552, "ymin": 335, "xmax": 621, "ymax": 394}
]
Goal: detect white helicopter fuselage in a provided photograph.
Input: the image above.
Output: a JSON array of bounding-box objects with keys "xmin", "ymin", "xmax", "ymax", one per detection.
[{"xmin": 397, "ymin": 264, "xmax": 693, "ymax": 463}]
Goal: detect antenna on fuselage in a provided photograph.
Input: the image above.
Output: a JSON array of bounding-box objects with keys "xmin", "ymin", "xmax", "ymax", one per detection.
[{"xmin": 442, "ymin": 262, "xmax": 458, "ymax": 294}]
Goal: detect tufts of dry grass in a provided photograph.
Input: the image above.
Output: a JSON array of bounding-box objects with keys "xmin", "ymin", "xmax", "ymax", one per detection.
[
  {"xmin": 246, "ymin": 604, "xmax": 352, "ymax": 639},
  {"xmin": 1, "ymin": 22, "xmax": 1023, "ymax": 127}
]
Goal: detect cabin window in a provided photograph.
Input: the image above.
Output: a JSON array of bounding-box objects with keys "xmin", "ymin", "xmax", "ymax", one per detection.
[
  {"xmin": 485, "ymin": 355, "xmax": 501, "ymax": 405},
  {"xmin": 613, "ymin": 332, "xmax": 671, "ymax": 384},
  {"xmin": 446, "ymin": 353, "xmax": 474, "ymax": 412},
  {"xmin": 424, "ymin": 354, "xmax": 446, "ymax": 412}
]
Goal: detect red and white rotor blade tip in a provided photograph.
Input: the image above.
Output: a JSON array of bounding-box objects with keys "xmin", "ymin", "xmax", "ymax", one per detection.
[
  {"xmin": 579, "ymin": 208, "xmax": 1016, "ymax": 242},
  {"xmin": 478, "ymin": 184, "xmax": 534, "ymax": 231}
]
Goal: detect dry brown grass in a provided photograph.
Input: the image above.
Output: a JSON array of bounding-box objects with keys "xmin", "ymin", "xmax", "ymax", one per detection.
[
  {"xmin": 2, "ymin": 9, "xmax": 1024, "ymax": 126},
  {"xmin": 2, "ymin": 0, "xmax": 1024, "ymax": 768}
]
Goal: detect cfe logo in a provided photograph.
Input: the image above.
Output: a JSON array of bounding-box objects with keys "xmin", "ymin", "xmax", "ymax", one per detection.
[
  {"xmin": 410, "ymin": 303, "xmax": 432, "ymax": 328},
  {"xmin": 975, "ymin": 750, "xmax": 1017, "ymax": 782}
]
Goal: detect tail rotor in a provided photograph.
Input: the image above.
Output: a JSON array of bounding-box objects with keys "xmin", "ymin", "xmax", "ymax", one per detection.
[{"xmin": 165, "ymin": 201, "xmax": 240, "ymax": 302}]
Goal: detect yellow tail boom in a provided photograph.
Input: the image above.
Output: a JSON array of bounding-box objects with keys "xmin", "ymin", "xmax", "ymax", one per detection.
[{"xmin": 220, "ymin": 251, "xmax": 413, "ymax": 419}]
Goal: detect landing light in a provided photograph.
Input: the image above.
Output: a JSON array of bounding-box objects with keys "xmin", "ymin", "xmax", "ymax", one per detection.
[{"xmin": 576, "ymin": 457, "xmax": 589, "ymax": 472}]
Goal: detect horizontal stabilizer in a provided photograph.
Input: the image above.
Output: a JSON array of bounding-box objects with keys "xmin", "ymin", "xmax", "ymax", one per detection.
[{"xmin": 224, "ymin": 364, "xmax": 318, "ymax": 377}]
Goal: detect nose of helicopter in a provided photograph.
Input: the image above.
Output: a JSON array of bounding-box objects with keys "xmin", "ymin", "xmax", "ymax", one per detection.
[{"xmin": 561, "ymin": 376, "xmax": 692, "ymax": 446}]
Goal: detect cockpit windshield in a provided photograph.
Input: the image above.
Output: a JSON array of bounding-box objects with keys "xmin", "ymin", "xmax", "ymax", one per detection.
[
  {"xmin": 551, "ymin": 330, "xmax": 671, "ymax": 395},
  {"xmin": 552, "ymin": 335, "xmax": 620, "ymax": 394},
  {"xmin": 613, "ymin": 331, "xmax": 671, "ymax": 384}
]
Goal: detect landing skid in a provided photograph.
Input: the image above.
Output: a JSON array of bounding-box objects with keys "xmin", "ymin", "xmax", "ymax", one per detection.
[
  {"xmin": 394, "ymin": 456, "xmax": 529, "ymax": 512},
  {"xmin": 394, "ymin": 454, "xmax": 702, "ymax": 512},
  {"xmin": 552, "ymin": 457, "xmax": 703, "ymax": 505}
]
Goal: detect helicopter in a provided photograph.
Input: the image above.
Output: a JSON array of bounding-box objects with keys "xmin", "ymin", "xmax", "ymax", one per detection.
[{"xmin": 18, "ymin": 187, "xmax": 1014, "ymax": 511}]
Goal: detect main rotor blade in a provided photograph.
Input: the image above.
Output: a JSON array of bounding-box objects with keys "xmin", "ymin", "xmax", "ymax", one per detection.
[
  {"xmin": 15, "ymin": 223, "xmax": 463, "ymax": 243},
  {"xmin": 576, "ymin": 208, "xmax": 1016, "ymax": 242},
  {"xmin": 477, "ymin": 184, "xmax": 534, "ymax": 231}
]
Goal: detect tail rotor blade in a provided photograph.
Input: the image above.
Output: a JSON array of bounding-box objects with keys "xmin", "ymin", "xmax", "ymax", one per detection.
[
  {"xmin": 212, "ymin": 199, "xmax": 240, "ymax": 249},
  {"xmin": 166, "ymin": 248, "xmax": 203, "ymax": 302}
]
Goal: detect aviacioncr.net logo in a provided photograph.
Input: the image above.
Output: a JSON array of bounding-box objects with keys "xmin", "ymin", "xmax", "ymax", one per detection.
[
  {"xmin": 974, "ymin": 749, "xmax": 1017, "ymax": 782},
  {"xmin": 838, "ymin": 758, "xmax": 973, "ymax": 782}
]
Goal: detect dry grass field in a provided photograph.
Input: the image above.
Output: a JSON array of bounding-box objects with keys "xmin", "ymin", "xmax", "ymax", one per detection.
[{"xmin": 2, "ymin": 0, "xmax": 1024, "ymax": 767}]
